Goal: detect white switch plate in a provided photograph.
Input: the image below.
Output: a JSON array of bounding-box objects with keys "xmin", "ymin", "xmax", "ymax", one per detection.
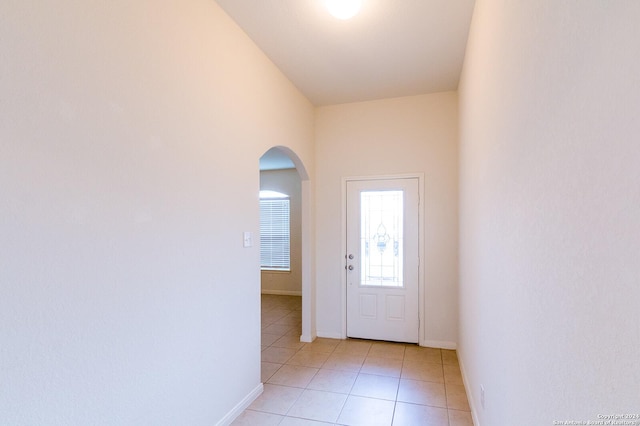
[{"xmin": 243, "ymin": 231, "xmax": 252, "ymax": 248}]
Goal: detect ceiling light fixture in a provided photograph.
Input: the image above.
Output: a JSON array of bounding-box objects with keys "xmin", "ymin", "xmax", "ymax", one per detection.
[{"xmin": 325, "ymin": 0, "xmax": 363, "ymax": 20}]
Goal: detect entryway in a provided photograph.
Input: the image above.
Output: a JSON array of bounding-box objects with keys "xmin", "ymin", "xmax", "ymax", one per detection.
[{"xmin": 259, "ymin": 146, "xmax": 314, "ymax": 343}]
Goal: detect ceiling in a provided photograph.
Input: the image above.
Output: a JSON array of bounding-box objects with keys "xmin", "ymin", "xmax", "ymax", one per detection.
[{"xmin": 215, "ymin": 0, "xmax": 476, "ymax": 106}]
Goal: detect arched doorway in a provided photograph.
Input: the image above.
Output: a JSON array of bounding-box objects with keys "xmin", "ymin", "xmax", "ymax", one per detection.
[{"xmin": 259, "ymin": 147, "xmax": 313, "ymax": 353}]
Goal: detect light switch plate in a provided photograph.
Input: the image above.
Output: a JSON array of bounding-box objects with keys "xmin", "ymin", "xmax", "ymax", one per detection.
[{"xmin": 243, "ymin": 231, "xmax": 252, "ymax": 248}]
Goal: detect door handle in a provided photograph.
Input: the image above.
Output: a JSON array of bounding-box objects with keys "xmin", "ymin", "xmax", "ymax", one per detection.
[
  {"xmin": 348, "ymin": 265, "xmax": 354, "ymax": 270},
  {"xmin": 348, "ymin": 254, "xmax": 354, "ymax": 259}
]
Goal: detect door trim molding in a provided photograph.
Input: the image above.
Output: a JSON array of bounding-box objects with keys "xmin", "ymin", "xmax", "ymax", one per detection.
[{"xmin": 340, "ymin": 173, "xmax": 425, "ymax": 346}]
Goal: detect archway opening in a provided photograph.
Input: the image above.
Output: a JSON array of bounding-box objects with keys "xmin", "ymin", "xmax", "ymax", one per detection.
[{"xmin": 259, "ymin": 147, "xmax": 313, "ymax": 361}]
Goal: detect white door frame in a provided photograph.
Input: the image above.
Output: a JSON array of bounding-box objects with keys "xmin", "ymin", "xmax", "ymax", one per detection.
[{"xmin": 340, "ymin": 173, "xmax": 425, "ymax": 346}]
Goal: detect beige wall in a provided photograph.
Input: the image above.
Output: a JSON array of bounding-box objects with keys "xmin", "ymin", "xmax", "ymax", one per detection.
[
  {"xmin": 260, "ymin": 169, "xmax": 302, "ymax": 295},
  {"xmin": 315, "ymin": 92, "xmax": 459, "ymax": 346},
  {"xmin": 0, "ymin": 1, "xmax": 314, "ymax": 424},
  {"xmin": 459, "ymin": 1, "xmax": 640, "ymax": 424}
]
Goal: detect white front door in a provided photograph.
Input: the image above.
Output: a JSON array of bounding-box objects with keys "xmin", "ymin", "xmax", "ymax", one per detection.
[{"xmin": 346, "ymin": 178, "xmax": 419, "ymax": 343}]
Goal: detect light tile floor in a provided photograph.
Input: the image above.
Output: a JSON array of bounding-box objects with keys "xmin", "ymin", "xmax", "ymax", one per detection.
[{"xmin": 232, "ymin": 294, "xmax": 474, "ymax": 426}]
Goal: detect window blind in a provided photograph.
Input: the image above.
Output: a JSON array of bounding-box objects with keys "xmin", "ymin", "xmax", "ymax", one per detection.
[{"xmin": 260, "ymin": 198, "xmax": 290, "ymax": 270}]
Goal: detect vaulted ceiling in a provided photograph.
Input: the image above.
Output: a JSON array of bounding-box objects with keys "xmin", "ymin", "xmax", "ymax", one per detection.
[{"xmin": 215, "ymin": 0, "xmax": 476, "ymax": 106}]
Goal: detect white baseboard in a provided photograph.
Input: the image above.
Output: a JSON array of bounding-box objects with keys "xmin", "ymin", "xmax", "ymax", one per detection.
[
  {"xmin": 314, "ymin": 332, "xmax": 455, "ymax": 345},
  {"xmin": 458, "ymin": 355, "xmax": 480, "ymax": 426},
  {"xmin": 215, "ymin": 383, "xmax": 263, "ymax": 426},
  {"xmin": 310, "ymin": 332, "xmax": 458, "ymax": 349},
  {"xmin": 316, "ymin": 331, "xmax": 344, "ymax": 340},
  {"xmin": 421, "ymin": 340, "xmax": 457, "ymax": 350},
  {"xmin": 261, "ymin": 289, "xmax": 302, "ymax": 296}
]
